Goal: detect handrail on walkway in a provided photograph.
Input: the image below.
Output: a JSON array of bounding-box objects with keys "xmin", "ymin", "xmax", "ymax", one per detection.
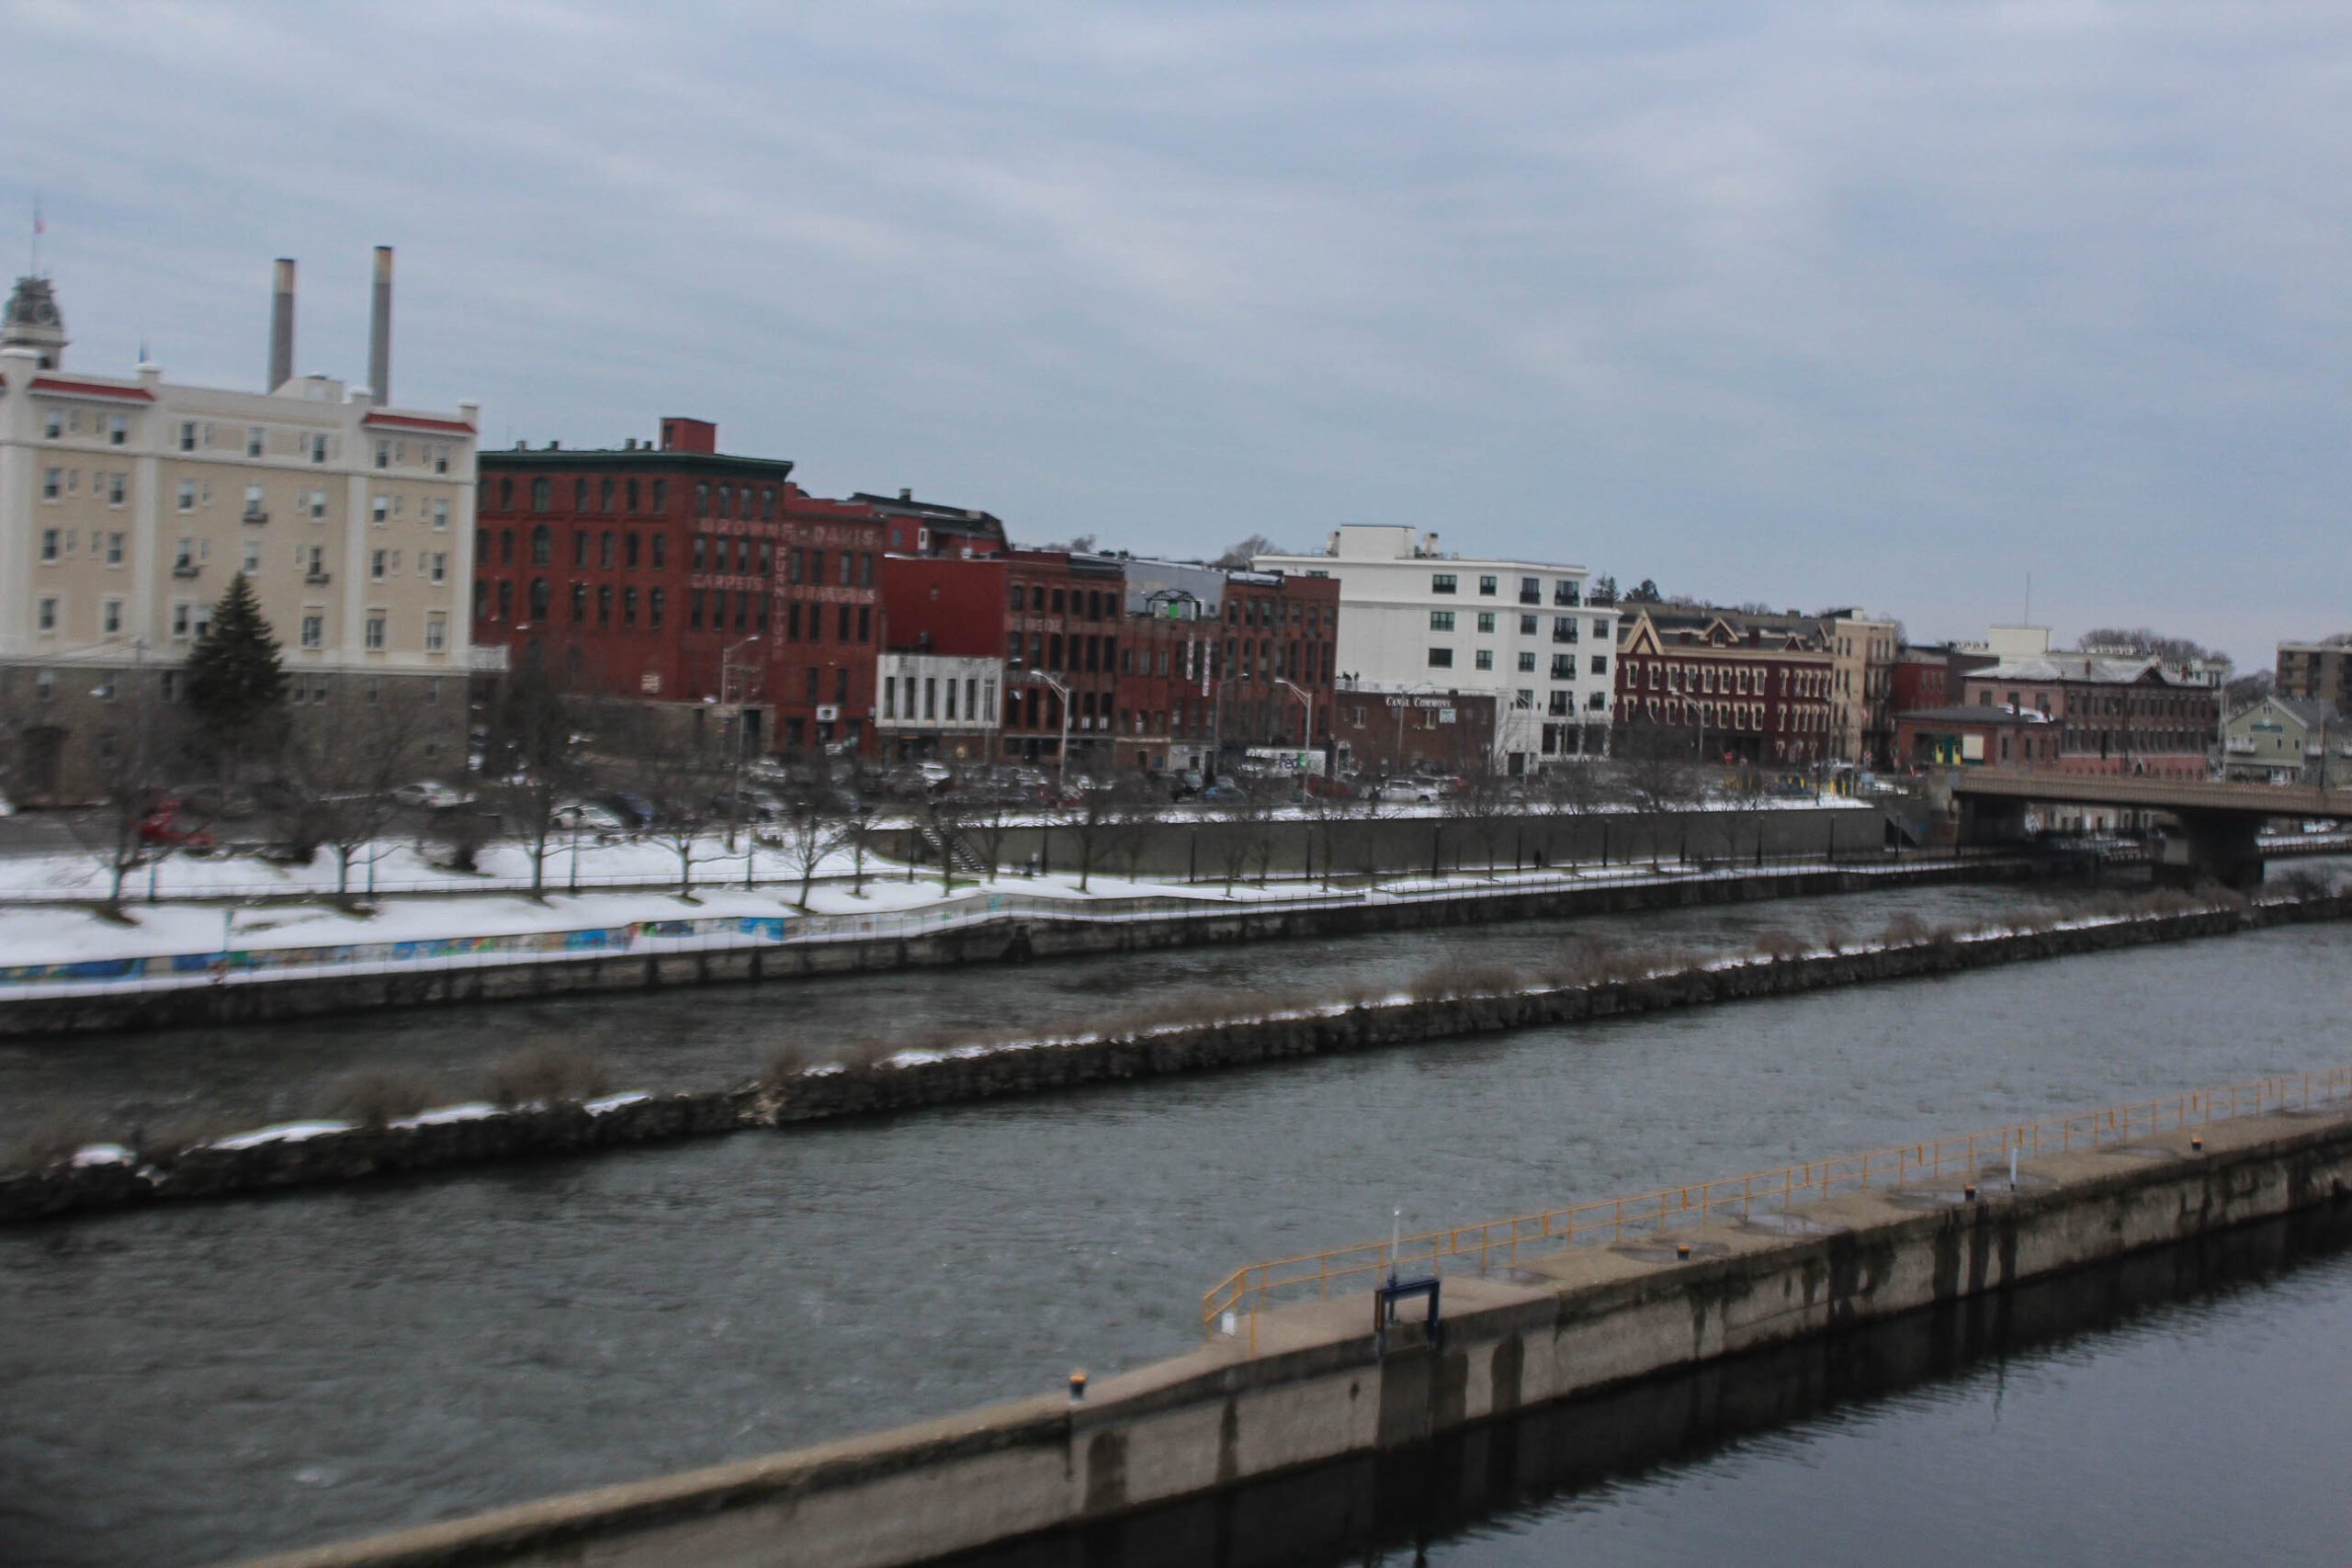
[{"xmin": 1200, "ymin": 1066, "xmax": 2352, "ymax": 1355}]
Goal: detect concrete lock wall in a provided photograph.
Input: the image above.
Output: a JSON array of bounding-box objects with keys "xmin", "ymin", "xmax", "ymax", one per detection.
[{"xmin": 230, "ymin": 1097, "xmax": 2352, "ymax": 1568}]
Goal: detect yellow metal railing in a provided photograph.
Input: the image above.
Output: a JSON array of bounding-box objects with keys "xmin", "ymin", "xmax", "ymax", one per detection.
[{"xmin": 1200, "ymin": 1066, "xmax": 2352, "ymax": 1354}]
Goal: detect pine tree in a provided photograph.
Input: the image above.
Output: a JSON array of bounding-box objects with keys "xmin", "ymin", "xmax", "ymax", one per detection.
[{"xmin": 183, "ymin": 572, "xmax": 288, "ymax": 756}]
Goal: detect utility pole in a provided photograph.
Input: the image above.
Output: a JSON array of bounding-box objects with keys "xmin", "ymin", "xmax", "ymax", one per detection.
[
  {"xmin": 720, "ymin": 636, "xmax": 762, "ymax": 854},
  {"xmin": 1025, "ymin": 670, "xmax": 1072, "ymax": 798}
]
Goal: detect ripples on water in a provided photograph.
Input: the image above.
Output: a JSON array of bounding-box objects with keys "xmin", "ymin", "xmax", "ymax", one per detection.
[{"xmin": 1, "ymin": 884, "xmax": 2348, "ymax": 1565}]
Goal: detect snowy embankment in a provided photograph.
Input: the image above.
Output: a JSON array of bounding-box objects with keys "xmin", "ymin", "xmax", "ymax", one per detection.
[{"xmin": 0, "ymin": 850, "xmax": 1896, "ymax": 997}]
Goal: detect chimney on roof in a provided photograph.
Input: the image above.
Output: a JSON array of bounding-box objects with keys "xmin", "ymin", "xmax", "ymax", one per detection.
[
  {"xmin": 899, "ymin": 488, "xmax": 912, "ymax": 502},
  {"xmin": 268, "ymin": 258, "xmax": 295, "ymax": 392},
  {"xmin": 367, "ymin": 245, "xmax": 393, "ymax": 407}
]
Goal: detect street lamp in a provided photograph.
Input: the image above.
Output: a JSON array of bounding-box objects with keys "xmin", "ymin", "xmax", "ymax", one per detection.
[
  {"xmin": 1275, "ymin": 678, "xmax": 1317, "ymax": 774},
  {"xmin": 1023, "ymin": 669, "xmax": 1072, "ymax": 798},
  {"xmin": 721, "ymin": 636, "xmax": 762, "ymax": 854}
]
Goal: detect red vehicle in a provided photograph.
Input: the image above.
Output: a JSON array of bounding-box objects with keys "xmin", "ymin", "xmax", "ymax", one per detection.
[{"xmin": 138, "ymin": 800, "xmax": 216, "ymax": 852}]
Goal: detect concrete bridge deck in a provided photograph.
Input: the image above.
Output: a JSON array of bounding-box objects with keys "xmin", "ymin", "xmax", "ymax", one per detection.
[{"xmin": 1951, "ymin": 769, "xmax": 2352, "ymax": 886}]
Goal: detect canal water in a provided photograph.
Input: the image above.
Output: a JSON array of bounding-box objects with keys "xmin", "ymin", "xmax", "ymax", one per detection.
[
  {"xmin": 0, "ymin": 876, "xmax": 2147, "ymax": 1148},
  {"xmin": 2, "ymin": 890, "xmax": 2348, "ymax": 1565}
]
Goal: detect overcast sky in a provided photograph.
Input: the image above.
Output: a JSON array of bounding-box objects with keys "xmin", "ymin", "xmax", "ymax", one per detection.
[{"xmin": 7, "ymin": 1, "xmax": 2347, "ymax": 661}]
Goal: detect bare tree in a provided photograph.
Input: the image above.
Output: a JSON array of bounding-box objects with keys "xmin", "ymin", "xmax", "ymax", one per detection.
[
  {"xmin": 1057, "ymin": 784, "xmax": 1133, "ymax": 893},
  {"xmin": 488, "ymin": 667, "xmax": 588, "ymax": 900},
  {"xmin": 285, "ymin": 696, "xmax": 429, "ymax": 898},
  {"xmin": 616, "ymin": 712, "xmax": 729, "ymax": 897},
  {"xmin": 62, "ymin": 671, "xmax": 196, "ymax": 908},
  {"xmin": 1212, "ymin": 534, "xmax": 1287, "ymax": 570},
  {"xmin": 779, "ymin": 785, "xmax": 847, "ymax": 909},
  {"xmin": 966, "ymin": 795, "xmax": 1023, "ymax": 883},
  {"xmin": 923, "ymin": 796, "xmax": 969, "ymax": 893}
]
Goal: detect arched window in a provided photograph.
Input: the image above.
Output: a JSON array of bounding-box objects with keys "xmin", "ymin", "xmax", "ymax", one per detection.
[
  {"xmin": 694, "ymin": 482, "xmax": 709, "ymax": 516},
  {"xmin": 530, "ymin": 525, "xmax": 550, "ymax": 566},
  {"xmin": 573, "ymin": 478, "xmax": 587, "ymax": 511},
  {"xmin": 571, "ymin": 583, "xmax": 586, "ymax": 623},
  {"xmin": 759, "ymin": 487, "xmax": 775, "ymax": 520},
  {"xmin": 649, "ymin": 587, "xmax": 665, "ymax": 628},
  {"xmin": 528, "ymin": 578, "xmax": 550, "ymax": 621},
  {"xmin": 714, "ymin": 484, "xmax": 730, "ymax": 517},
  {"xmin": 530, "ymin": 478, "xmax": 549, "ymax": 512},
  {"xmin": 496, "ymin": 580, "xmax": 513, "ymax": 620}
]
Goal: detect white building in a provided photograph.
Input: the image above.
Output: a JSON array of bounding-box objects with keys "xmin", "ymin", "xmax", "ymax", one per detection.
[
  {"xmin": 1254, "ymin": 525, "xmax": 1612, "ymax": 774},
  {"xmin": 0, "ymin": 256, "xmax": 481, "ymax": 798},
  {"xmin": 876, "ymin": 651, "xmax": 1000, "ymax": 762}
]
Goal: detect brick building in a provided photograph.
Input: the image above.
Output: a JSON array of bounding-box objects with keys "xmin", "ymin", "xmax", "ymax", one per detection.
[
  {"xmin": 475, "ymin": 420, "xmax": 905, "ymax": 754},
  {"xmin": 876, "ymin": 553, "xmax": 1006, "ymax": 761},
  {"xmin": 1329, "ymin": 682, "xmax": 1497, "ymax": 775},
  {"xmin": 1956, "ymin": 656, "xmax": 2217, "ymax": 780},
  {"xmin": 1611, "ymin": 606, "xmax": 1837, "ymax": 766},
  {"xmin": 999, "ymin": 549, "xmax": 1127, "ymax": 769}
]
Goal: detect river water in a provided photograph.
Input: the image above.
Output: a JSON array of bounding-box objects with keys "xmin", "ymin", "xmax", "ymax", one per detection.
[
  {"xmin": 0, "ymin": 876, "xmax": 2143, "ymax": 1148},
  {"xmin": 2, "ymin": 878, "xmax": 2349, "ymax": 1565}
]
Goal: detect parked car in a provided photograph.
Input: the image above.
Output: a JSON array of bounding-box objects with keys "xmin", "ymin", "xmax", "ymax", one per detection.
[
  {"xmin": 600, "ymin": 792, "xmax": 656, "ymax": 830},
  {"xmin": 138, "ymin": 800, "xmax": 216, "ymax": 852},
  {"xmin": 1378, "ymin": 779, "xmax": 1440, "ymax": 805},
  {"xmin": 392, "ymin": 780, "xmax": 475, "ymax": 810},
  {"xmin": 551, "ymin": 801, "xmax": 627, "ymax": 834}
]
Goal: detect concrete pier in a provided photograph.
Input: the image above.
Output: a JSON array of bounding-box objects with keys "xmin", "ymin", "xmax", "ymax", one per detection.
[{"xmin": 228, "ymin": 1086, "xmax": 2352, "ymax": 1568}]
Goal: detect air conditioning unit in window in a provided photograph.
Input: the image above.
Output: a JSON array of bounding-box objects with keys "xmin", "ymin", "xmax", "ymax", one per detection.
[{"xmin": 816, "ymin": 705, "xmax": 840, "ymax": 722}]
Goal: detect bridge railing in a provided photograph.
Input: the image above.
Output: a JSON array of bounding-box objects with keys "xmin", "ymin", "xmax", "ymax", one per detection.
[{"xmin": 1199, "ymin": 1066, "xmax": 2352, "ymax": 1354}]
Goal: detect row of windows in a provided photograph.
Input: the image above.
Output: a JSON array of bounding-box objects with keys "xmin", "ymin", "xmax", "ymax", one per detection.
[
  {"xmin": 40, "ymin": 468, "xmax": 128, "ymax": 504},
  {"xmin": 1427, "ymin": 611, "xmax": 1607, "ymax": 640},
  {"xmin": 1626, "ymin": 660, "xmax": 1826, "ymax": 698},
  {"xmin": 503, "ymin": 474, "xmax": 670, "ymax": 514},
  {"xmin": 1429, "ymin": 572, "xmax": 1583, "ymax": 607},
  {"xmin": 40, "ymin": 407, "xmax": 130, "ymax": 445},
  {"xmin": 33, "ymin": 592, "xmax": 447, "ymax": 653},
  {"xmin": 1630, "ymin": 696, "xmax": 1827, "ymax": 732},
  {"xmin": 881, "ymin": 674, "xmax": 998, "ymax": 725}
]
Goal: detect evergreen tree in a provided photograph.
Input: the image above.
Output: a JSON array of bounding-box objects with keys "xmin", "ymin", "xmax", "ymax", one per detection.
[{"xmin": 183, "ymin": 573, "xmax": 288, "ymax": 759}]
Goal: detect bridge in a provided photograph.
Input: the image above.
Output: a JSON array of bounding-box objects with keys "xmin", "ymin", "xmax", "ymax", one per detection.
[{"xmin": 1950, "ymin": 771, "xmax": 2352, "ymax": 887}]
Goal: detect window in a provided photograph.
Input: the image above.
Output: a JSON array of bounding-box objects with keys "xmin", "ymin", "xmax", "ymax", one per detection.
[
  {"xmin": 106, "ymin": 532, "xmax": 123, "ymax": 565},
  {"xmin": 103, "ymin": 598, "xmax": 122, "ymax": 635},
  {"xmin": 1590, "ymin": 655, "xmax": 1607, "ymax": 676},
  {"xmin": 36, "ymin": 596, "xmax": 57, "ymax": 633},
  {"xmin": 650, "ymin": 534, "xmax": 665, "ymax": 570},
  {"xmin": 365, "ymin": 612, "xmax": 387, "ymax": 651},
  {"xmin": 1475, "ymin": 649, "xmax": 1494, "ymax": 671},
  {"xmin": 1551, "ymin": 654, "xmax": 1576, "ymax": 680},
  {"xmin": 40, "ymin": 528, "xmax": 58, "ymax": 562},
  {"xmin": 1520, "ymin": 614, "xmax": 1537, "ymax": 636},
  {"xmin": 243, "ymin": 483, "xmax": 266, "ymax": 518},
  {"xmin": 243, "ymin": 541, "xmax": 260, "ymax": 575},
  {"xmin": 109, "ymin": 415, "xmax": 127, "ymax": 446},
  {"xmin": 1549, "ymin": 691, "xmax": 1571, "ymax": 716},
  {"xmin": 1520, "ymin": 576, "xmax": 1541, "ymax": 604},
  {"xmin": 1430, "ymin": 573, "xmax": 1457, "ymax": 594},
  {"xmin": 309, "ymin": 433, "xmax": 329, "ymax": 464},
  {"xmin": 651, "ymin": 479, "xmax": 667, "ymax": 512},
  {"xmin": 531, "ymin": 477, "xmax": 550, "ymax": 511},
  {"xmin": 107, "ymin": 472, "xmax": 125, "ymax": 505},
  {"xmin": 1478, "ymin": 575, "xmax": 1498, "ymax": 596},
  {"xmin": 429, "ymin": 552, "xmax": 447, "ymax": 583},
  {"xmin": 1517, "ymin": 650, "xmax": 1536, "ymax": 673},
  {"xmin": 620, "ymin": 585, "xmax": 638, "ymax": 626},
  {"xmin": 371, "ymin": 549, "xmax": 389, "ymax": 581},
  {"xmin": 626, "ymin": 532, "xmax": 639, "ymax": 569},
  {"xmin": 529, "ymin": 578, "xmax": 550, "ymax": 621},
  {"xmin": 375, "ymin": 439, "xmax": 391, "ymax": 470},
  {"xmin": 42, "ymin": 408, "xmax": 62, "ymax": 439},
  {"xmin": 1587, "ymin": 691, "xmax": 1607, "ymax": 711},
  {"xmin": 1592, "ymin": 617, "xmax": 1608, "ymax": 639},
  {"xmin": 1476, "ymin": 612, "xmax": 1495, "ymax": 634},
  {"xmin": 571, "ymin": 583, "xmax": 587, "ymax": 622},
  {"xmin": 301, "ymin": 612, "xmax": 323, "ymax": 649},
  {"xmin": 649, "ymin": 586, "xmax": 664, "ymax": 627},
  {"xmin": 179, "ymin": 422, "xmax": 198, "ymax": 453},
  {"xmin": 430, "ymin": 500, "xmax": 448, "ymax": 529},
  {"xmin": 1428, "ymin": 647, "xmax": 1454, "ymax": 668},
  {"xmin": 1552, "ymin": 616, "xmax": 1578, "ymax": 643},
  {"xmin": 597, "ymin": 584, "xmax": 612, "ymax": 626},
  {"xmin": 1429, "ymin": 610, "xmax": 1455, "ymax": 631},
  {"xmin": 530, "ymin": 525, "xmax": 551, "ymax": 566},
  {"xmin": 248, "ymin": 426, "xmax": 266, "ymax": 457},
  {"xmin": 372, "ymin": 495, "xmax": 390, "ymax": 526},
  {"xmin": 41, "ymin": 468, "xmax": 61, "ymax": 502},
  {"xmin": 307, "ymin": 490, "xmax": 327, "ymax": 521},
  {"xmin": 435, "ymin": 446, "xmax": 450, "ymax": 476},
  {"xmin": 1554, "ymin": 580, "xmax": 1580, "ymax": 606}
]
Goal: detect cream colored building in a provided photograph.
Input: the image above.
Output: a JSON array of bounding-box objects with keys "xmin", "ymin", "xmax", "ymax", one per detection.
[
  {"xmin": 1823, "ymin": 611, "xmax": 1898, "ymax": 765},
  {"xmin": 0, "ymin": 267, "xmax": 484, "ymax": 798}
]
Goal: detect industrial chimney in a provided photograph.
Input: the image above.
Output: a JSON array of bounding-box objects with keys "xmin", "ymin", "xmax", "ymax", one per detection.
[
  {"xmin": 367, "ymin": 245, "xmax": 393, "ymax": 406},
  {"xmin": 268, "ymin": 258, "xmax": 295, "ymax": 392}
]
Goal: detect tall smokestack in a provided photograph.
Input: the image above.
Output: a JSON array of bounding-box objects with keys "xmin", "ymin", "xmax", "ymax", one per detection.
[
  {"xmin": 367, "ymin": 245, "xmax": 393, "ymax": 406},
  {"xmin": 268, "ymin": 258, "xmax": 296, "ymax": 392}
]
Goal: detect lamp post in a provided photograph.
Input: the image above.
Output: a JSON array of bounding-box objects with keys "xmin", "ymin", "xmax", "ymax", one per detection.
[
  {"xmin": 1274, "ymin": 678, "xmax": 1317, "ymax": 773},
  {"xmin": 720, "ymin": 636, "xmax": 762, "ymax": 855},
  {"xmin": 1023, "ymin": 669, "xmax": 1072, "ymax": 798}
]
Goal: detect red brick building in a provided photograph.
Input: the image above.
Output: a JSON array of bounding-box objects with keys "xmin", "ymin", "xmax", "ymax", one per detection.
[
  {"xmin": 1611, "ymin": 606, "xmax": 1837, "ymax": 765},
  {"xmin": 1330, "ymin": 684, "xmax": 1498, "ymax": 775},
  {"xmin": 1208, "ymin": 570, "xmax": 1340, "ymax": 756},
  {"xmin": 1957, "ymin": 656, "xmax": 2217, "ymax": 779},
  {"xmin": 475, "ymin": 423, "xmax": 1018, "ymax": 756},
  {"xmin": 999, "ymin": 550, "xmax": 1127, "ymax": 768}
]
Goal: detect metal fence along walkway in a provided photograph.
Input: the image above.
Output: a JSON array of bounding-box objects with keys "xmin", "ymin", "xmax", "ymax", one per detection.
[{"xmin": 1200, "ymin": 1066, "xmax": 2352, "ymax": 1354}]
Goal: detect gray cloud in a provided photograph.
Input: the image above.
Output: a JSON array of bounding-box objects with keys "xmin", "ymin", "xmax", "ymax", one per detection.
[{"xmin": 7, "ymin": 0, "xmax": 2349, "ymax": 661}]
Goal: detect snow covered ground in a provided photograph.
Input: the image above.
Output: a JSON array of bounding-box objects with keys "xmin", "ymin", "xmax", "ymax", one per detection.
[{"xmin": 0, "ymin": 848, "xmax": 1896, "ymax": 993}]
